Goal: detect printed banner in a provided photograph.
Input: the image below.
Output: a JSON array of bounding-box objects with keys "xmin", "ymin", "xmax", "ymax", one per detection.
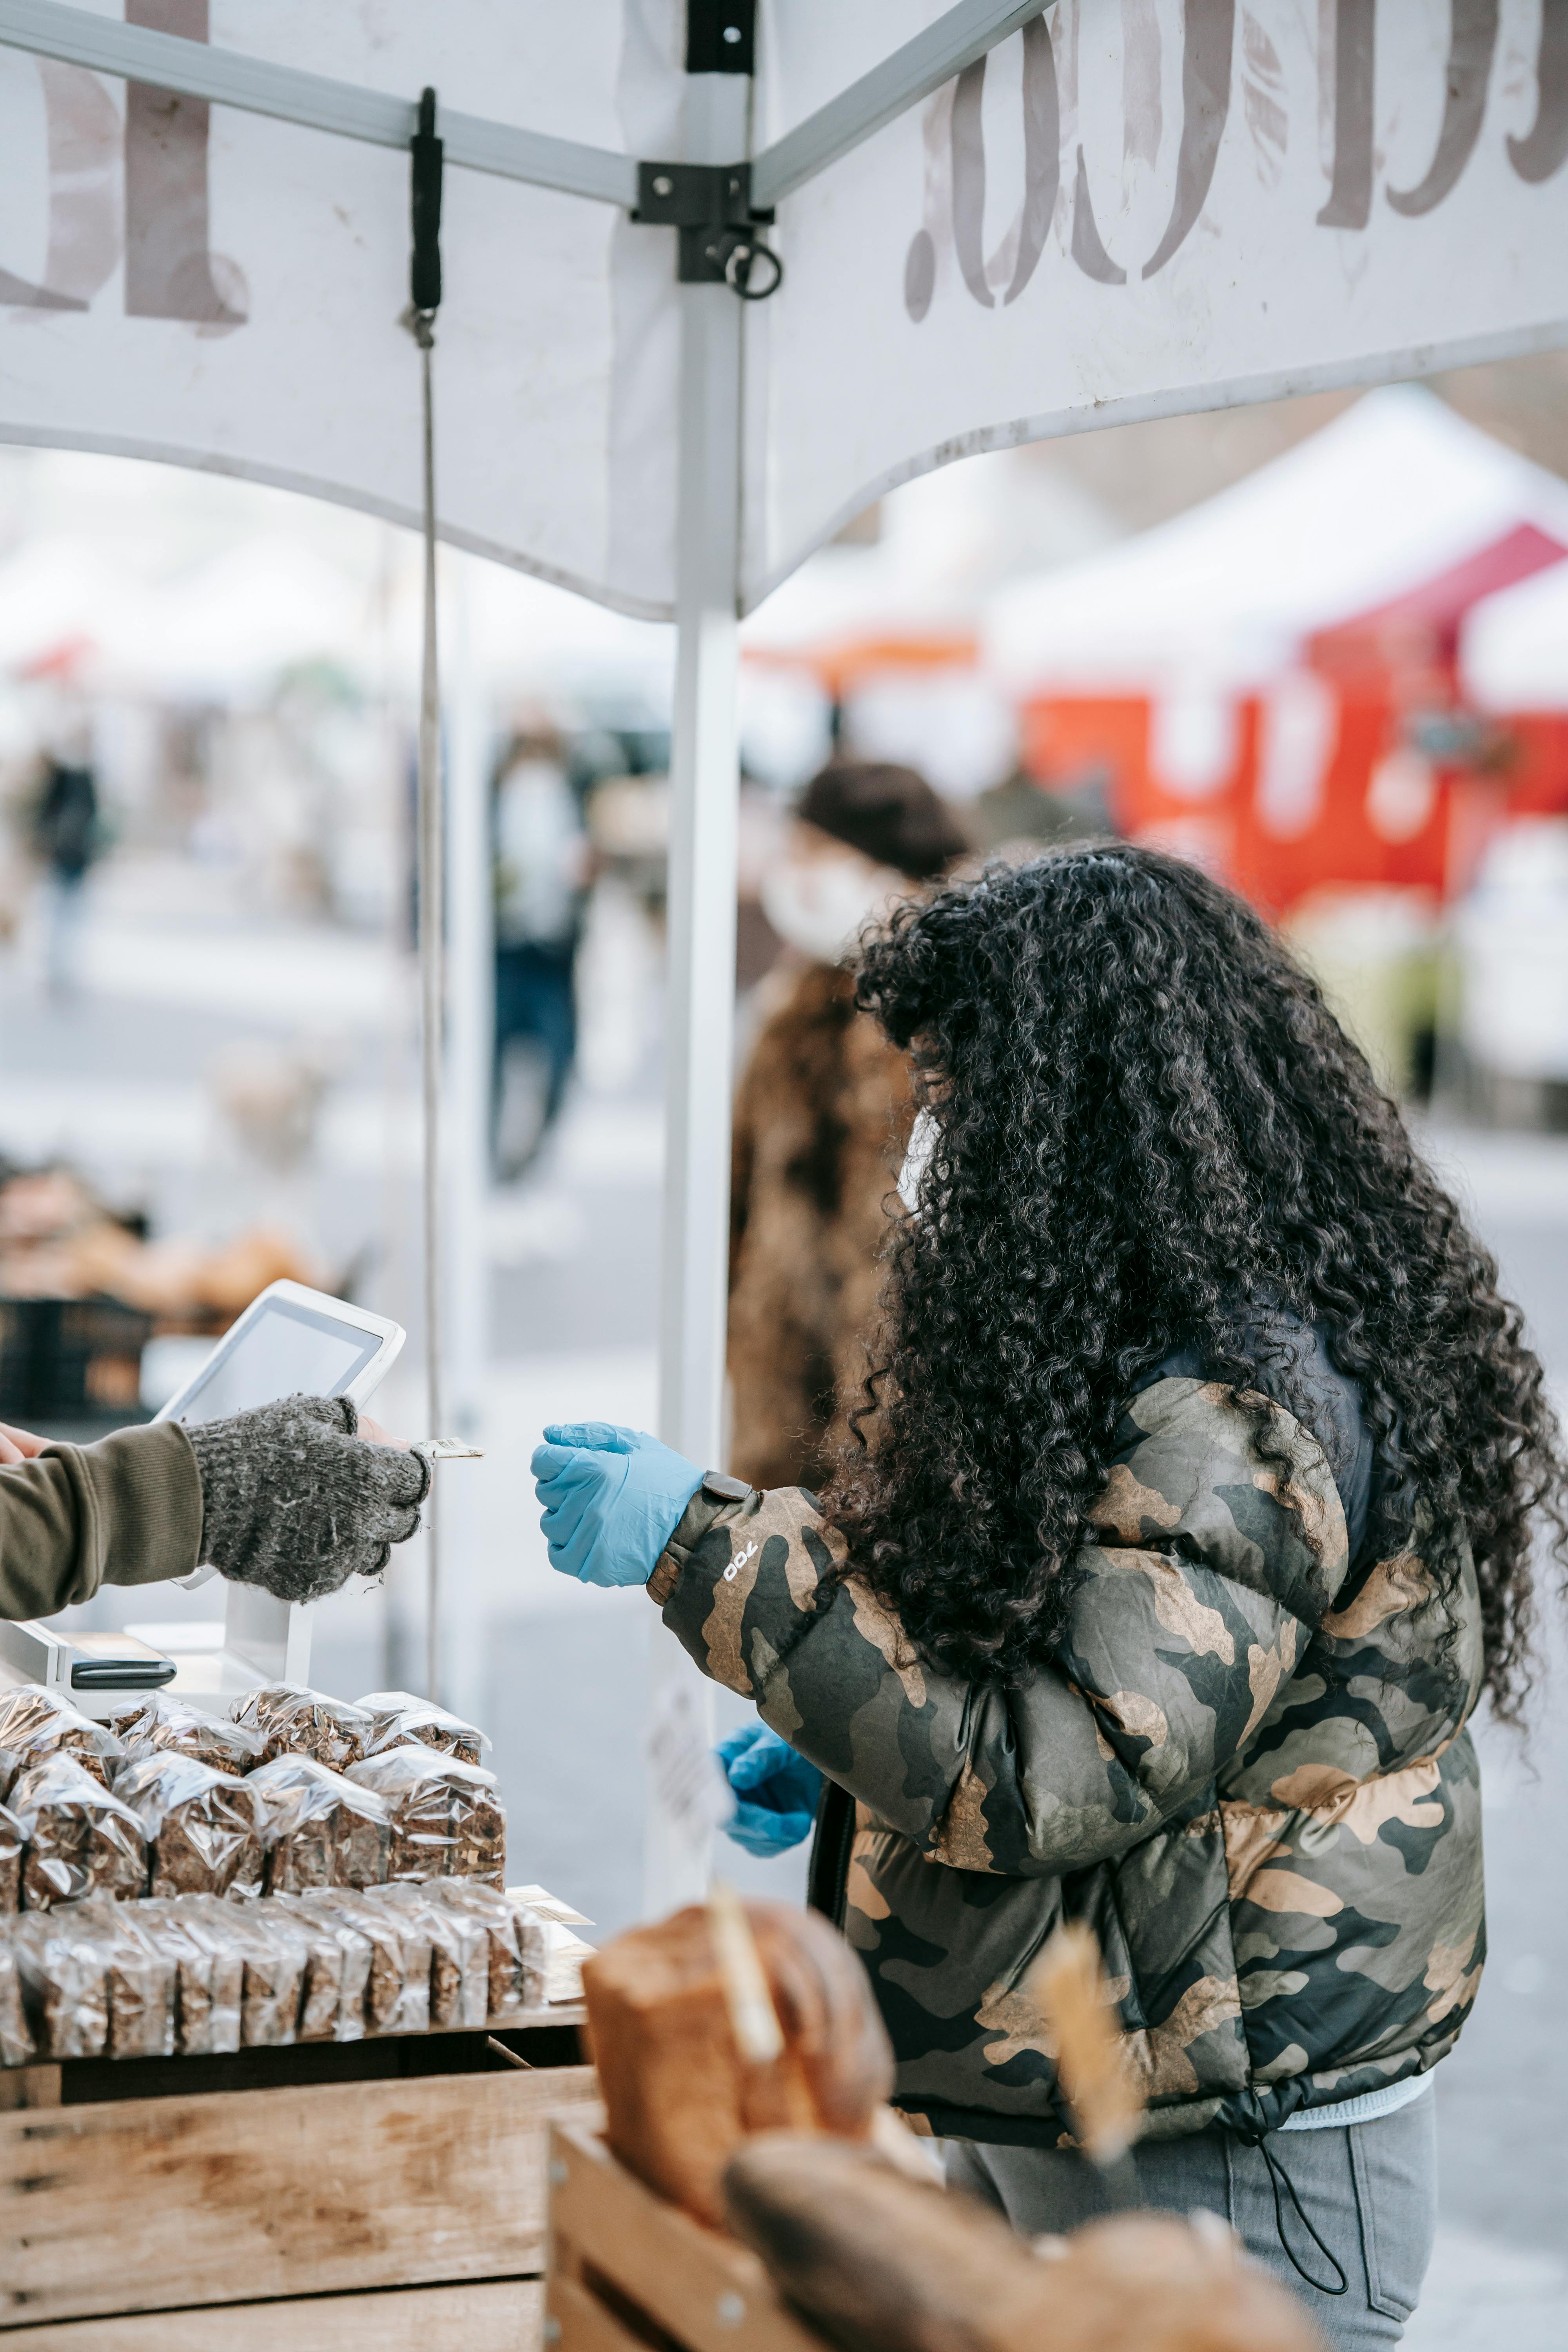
[
  {"xmin": 749, "ymin": 0, "xmax": 1568, "ymax": 606},
  {"xmin": 0, "ymin": 2, "xmax": 1563, "ymax": 617}
]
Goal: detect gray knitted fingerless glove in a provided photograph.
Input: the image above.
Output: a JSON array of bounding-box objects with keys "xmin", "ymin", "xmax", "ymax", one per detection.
[{"xmin": 186, "ymin": 1394, "xmax": 432, "ymax": 1605}]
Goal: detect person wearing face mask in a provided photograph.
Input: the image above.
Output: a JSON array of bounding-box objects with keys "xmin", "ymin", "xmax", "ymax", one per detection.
[
  {"xmin": 533, "ymin": 844, "xmax": 1564, "ymax": 2347},
  {"xmin": 728, "ymin": 759, "xmax": 968, "ymax": 1492}
]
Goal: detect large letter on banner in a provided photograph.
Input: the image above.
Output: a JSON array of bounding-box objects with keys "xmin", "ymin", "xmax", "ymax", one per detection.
[
  {"xmin": 745, "ymin": 0, "xmax": 1568, "ymax": 609},
  {"xmin": 0, "ymin": 0, "xmax": 686, "ymax": 617}
]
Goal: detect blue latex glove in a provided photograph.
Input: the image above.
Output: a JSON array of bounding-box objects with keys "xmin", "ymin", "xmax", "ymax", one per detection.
[
  {"xmin": 531, "ymin": 1422, "xmax": 703, "ymax": 1588},
  {"xmin": 716, "ymin": 1723, "xmax": 822, "ymax": 1857}
]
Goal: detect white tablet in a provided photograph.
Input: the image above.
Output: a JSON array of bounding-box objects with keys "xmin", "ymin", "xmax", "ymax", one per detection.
[{"xmin": 155, "ymin": 1278, "xmax": 405, "ymax": 1430}]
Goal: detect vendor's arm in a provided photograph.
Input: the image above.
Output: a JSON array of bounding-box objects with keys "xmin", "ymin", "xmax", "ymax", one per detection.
[
  {"xmin": 0, "ymin": 1396, "xmax": 429, "ymax": 1622},
  {"xmin": 0, "ymin": 1420, "xmax": 203, "ymax": 1619},
  {"xmin": 651, "ymin": 1375, "xmax": 1352, "ymax": 1877}
]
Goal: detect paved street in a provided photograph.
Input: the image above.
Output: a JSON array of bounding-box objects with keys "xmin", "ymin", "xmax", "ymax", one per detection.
[{"xmin": 1, "ymin": 866, "xmax": 1563, "ymax": 2341}]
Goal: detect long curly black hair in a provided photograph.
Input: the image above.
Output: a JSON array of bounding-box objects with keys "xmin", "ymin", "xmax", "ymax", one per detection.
[{"xmin": 827, "ymin": 843, "xmax": 1565, "ymax": 1722}]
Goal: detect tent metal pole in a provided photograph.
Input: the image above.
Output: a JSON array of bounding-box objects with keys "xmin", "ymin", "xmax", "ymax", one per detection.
[
  {"xmin": 441, "ymin": 563, "xmax": 493, "ymax": 1731},
  {"xmin": 644, "ymin": 71, "xmax": 748, "ymax": 1920},
  {"xmin": 751, "ymin": 0, "xmax": 1051, "ymax": 209},
  {"xmin": 0, "ymin": 0, "xmax": 637, "ymax": 207},
  {"xmin": 0, "ymin": 0, "xmax": 1048, "ymax": 218}
]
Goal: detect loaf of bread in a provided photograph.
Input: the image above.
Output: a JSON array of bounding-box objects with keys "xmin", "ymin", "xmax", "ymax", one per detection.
[
  {"xmin": 132, "ymin": 1898, "xmax": 235, "ymax": 2057},
  {"xmin": 382, "ymin": 1882, "xmax": 488, "ymax": 2030},
  {"xmin": 355, "ymin": 1690, "xmax": 489, "ymax": 1767},
  {"xmin": 0, "ymin": 1800, "xmax": 21, "ymax": 1915},
  {"xmin": 113, "ymin": 1753, "xmax": 263, "ymax": 1898},
  {"xmin": 236, "ymin": 1684, "xmax": 373, "ymax": 1773},
  {"xmin": 436, "ymin": 1881, "xmax": 547, "ymax": 2021},
  {"xmin": 722, "ymin": 2136, "xmax": 1324, "ymax": 2352},
  {"xmin": 294, "ymin": 1890, "xmax": 374, "ymax": 2042},
  {"xmin": 11, "ymin": 1904, "xmax": 118, "ymax": 2058},
  {"xmin": 582, "ymin": 1898, "xmax": 895, "ymax": 2228},
  {"xmin": 0, "ymin": 1938, "xmax": 34, "ymax": 2067},
  {"xmin": 11, "ymin": 1756, "xmax": 149, "ymax": 1909},
  {"xmin": 162, "ymin": 1895, "xmax": 246, "ymax": 2055},
  {"xmin": 219, "ymin": 1896, "xmax": 309, "ymax": 2048},
  {"xmin": 87, "ymin": 1898, "xmax": 177, "ymax": 2061},
  {"xmin": 345, "ymin": 1742, "xmax": 505, "ymax": 1885},
  {"xmin": 0, "ymin": 1690, "xmax": 125, "ymax": 1797},
  {"xmin": 262, "ymin": 1893, "xmax": 350, "ymax": 2042},
  {"xmin": 116, "ymin": 1695, "xmax": 265, "ymax": 1778},
  {"xmin": 309, "ymin": 1887, "xmax": 431, "ymax": 2036},
  {"xmin": 248, "ymin": 1754, "xmax": 389, "ymax": 1893}
]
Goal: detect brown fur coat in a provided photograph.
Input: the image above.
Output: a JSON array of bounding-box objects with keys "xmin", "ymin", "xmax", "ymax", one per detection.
[{"xmin": 727, "ymin": 960, "xmax": 914, "ymax": 1491}]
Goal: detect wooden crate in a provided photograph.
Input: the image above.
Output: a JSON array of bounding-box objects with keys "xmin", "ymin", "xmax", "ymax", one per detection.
[
  {"xmin": 0, "ymin": 2013, "xmax": 599, "ymax": 2348},
  {"xmin": 546, "ymin": 2121, "xmax": 824, "ymax": 2352}
]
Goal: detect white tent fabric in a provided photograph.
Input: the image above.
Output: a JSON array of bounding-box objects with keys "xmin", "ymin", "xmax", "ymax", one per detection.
[
  {"xmin": 983, "ymin": 388, "xmax": 1568, "ymax": 695},
  {"xmin": 749, "ymin": 0, "xmax": 1568, "ymax": 608},
  {"xmin": 0, "ymin": 0, "xmax": 683, "ymax": 615},
  {"xmin": 1463, "ymin": 559, "xmax": 1568, "ymax": 711},
  {"xmin": 0, "ymin": 3, "xmax": 1564, "ymax": 619}
]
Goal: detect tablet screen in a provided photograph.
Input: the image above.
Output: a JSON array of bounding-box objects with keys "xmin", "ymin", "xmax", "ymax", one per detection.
[{"xmin": 171, "ymin": 1296, "xmax": 383, "ymax": 1426}]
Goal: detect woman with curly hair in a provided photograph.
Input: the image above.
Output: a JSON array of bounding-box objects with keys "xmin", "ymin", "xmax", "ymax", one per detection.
[{"xmin": 534, "ymin": 844, "xmax": 1565, "ymax": 2348}]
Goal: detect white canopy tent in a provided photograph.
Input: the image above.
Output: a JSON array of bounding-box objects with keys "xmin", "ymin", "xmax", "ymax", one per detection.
[
  {"xmin": 1463, "ymin": 557, "xmax": 1568, "ymax": 711},
  {"xmin": 0, "ymin": 0, "xmax": 1564, "ymax": 1906},
  {"xmin": 984, "ymin": 387, "xmax": 1568, "ymax": 696}
]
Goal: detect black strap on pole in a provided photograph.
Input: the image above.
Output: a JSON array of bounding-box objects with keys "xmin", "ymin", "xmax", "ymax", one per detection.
[{"xmin": 404, "ymin": 86, "xmax": 445, "ymax": 1699}]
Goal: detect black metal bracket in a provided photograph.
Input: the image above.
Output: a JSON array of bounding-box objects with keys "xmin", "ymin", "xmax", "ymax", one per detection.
[
  {"xmin": 686, "ymin": 0, "xmax": 756, "ymax": 74},
  {"xmin": 633, "ymin": 158, "xmax": 782, "ymax": 297}
]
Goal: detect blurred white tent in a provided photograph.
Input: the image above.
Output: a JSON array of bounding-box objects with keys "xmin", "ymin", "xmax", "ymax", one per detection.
[
  {"xmin": 1463, "ymin": 559, "xmax": 1568, "ymax": 711},
  {"xmin": 985, "ymin": 389, "xmax": 1568, "ymax": 697}
]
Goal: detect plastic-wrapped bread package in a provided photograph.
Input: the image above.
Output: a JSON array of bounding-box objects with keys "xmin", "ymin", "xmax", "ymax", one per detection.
[
  {"xmin": 163, "ymin": 1896, "xmax": 244, "ymax": 2055},
  {"xmin": 355, "ymin": 1691, "xmax": 490, "ymax": 1768},
  {"xmin": 0, "ymin": 1938, "xmax": 35, "ymax": 2067},
  {"xmin": 312, "ymin": 1888, "xmax": 431, "ymax": 2037},
  {"xmin": 345, "ymin": 1743, "xmax": 505, "ymax": 1886},
  {"xmin": 263, "ymin": 1894, "xmax": 355, "ymax": 2042},
  {"xmin": 87, "ymin": 1899, "xmax": 177, "ymax": 2060},
  {"xmin": 140, "ymin": 1899, "xmax": 235, "ymax": 2056},
  {"xmin": 0, "ymin": 1801, "xmax": 21, "ymax": 1914},
  {"xmin": 225, "ymin": 1897, "xmax": 309, "ymax": 2048},
  {"xmin": 0, "ymin": 1691, "xmax": 126, "ymax": 1797},
  {"xmin": 383, "ymin": 1883, "xmax": 488, "ymax": 2030},
  {"xmin": 113, "ymin": 1753, "xmax": 263, "ymax": 1899},
  {"xmin": 296, "ymin": 1890, "xmax": 374, "ymax": 2042},
  {"xmin": 11, "ymin": 1757, "xmax": 149, "ymax": 1909},
  {"xmin": 11, "ymin": 1903, "xmax": 119, "ymax": 2058},
  {"xmin": 115, "ymin": 1695, "xmax": 265, "ymax": 1779},
  {"xmin": 437, "ymin": 1881, "xmax": 548, "ymax": 2020},
  {"xmin": 236, "ymin": 1685, "xmax": 373, "ymax": 1773},
  {"xmin": 249, "ymin": 1755, "xmax": 389, "ymax": 1893}
]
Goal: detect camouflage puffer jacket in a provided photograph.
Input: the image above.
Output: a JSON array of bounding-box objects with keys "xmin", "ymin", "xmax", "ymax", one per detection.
[{"xmin": 651, "ymin": 1323, "xmax": 1485, "ymax": 2146}]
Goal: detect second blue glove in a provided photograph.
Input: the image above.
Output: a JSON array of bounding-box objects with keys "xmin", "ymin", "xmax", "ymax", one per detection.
[
  {"xmin": 716, "ymin": 1723, "xmax": 822, "ymax": 1857},
  {"xmin": 531, "ymin": 1421, "xmax": 703, "ymax": 1588}
]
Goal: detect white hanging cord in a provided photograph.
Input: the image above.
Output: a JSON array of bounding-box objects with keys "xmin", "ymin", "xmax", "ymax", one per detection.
[{"xmin": 405, "ymin": 87, "xmax": 445, "ymax": 1702}]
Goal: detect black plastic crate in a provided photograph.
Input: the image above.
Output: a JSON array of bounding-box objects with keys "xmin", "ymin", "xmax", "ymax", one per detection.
[{"xmin": 0, "ymin": 1295, "xmax": 151, "ymax": 1421}]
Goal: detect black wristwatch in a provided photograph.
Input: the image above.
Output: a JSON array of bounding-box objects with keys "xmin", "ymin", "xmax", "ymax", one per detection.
[{"xmin": 701, "ymin": 1471, "xmax": 750, "ymax": 1502}]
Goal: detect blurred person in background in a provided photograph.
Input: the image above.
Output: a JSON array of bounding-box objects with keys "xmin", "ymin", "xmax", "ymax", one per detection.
[
  {"xmin": 492, "ymin": 727, "xmax": 591, "ymax": 1178},
  {"xmin": 728, "ymin": 760, "xmax": 968, "ymax": 1489},
  {"xmin": 29, "ymin": 730, "xmax": 103, "ymax": 1001}
]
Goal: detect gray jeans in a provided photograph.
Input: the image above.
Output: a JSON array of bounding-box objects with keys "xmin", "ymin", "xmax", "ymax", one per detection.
[{"xmin": 946, "ymin": 2097, "xmax": 1438, "ymax": 2352}]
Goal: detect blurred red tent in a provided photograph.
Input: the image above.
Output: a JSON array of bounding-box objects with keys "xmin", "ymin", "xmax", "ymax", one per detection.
[{"xmin": 982, "ymin": 389, "xmax": 1568, "ymax": 916}]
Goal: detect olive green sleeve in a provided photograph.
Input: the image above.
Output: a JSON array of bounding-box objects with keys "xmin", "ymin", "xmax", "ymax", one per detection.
[{"xmin": 0, "ymin": 1421, "xmax": 203, "ymax": 1621}]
